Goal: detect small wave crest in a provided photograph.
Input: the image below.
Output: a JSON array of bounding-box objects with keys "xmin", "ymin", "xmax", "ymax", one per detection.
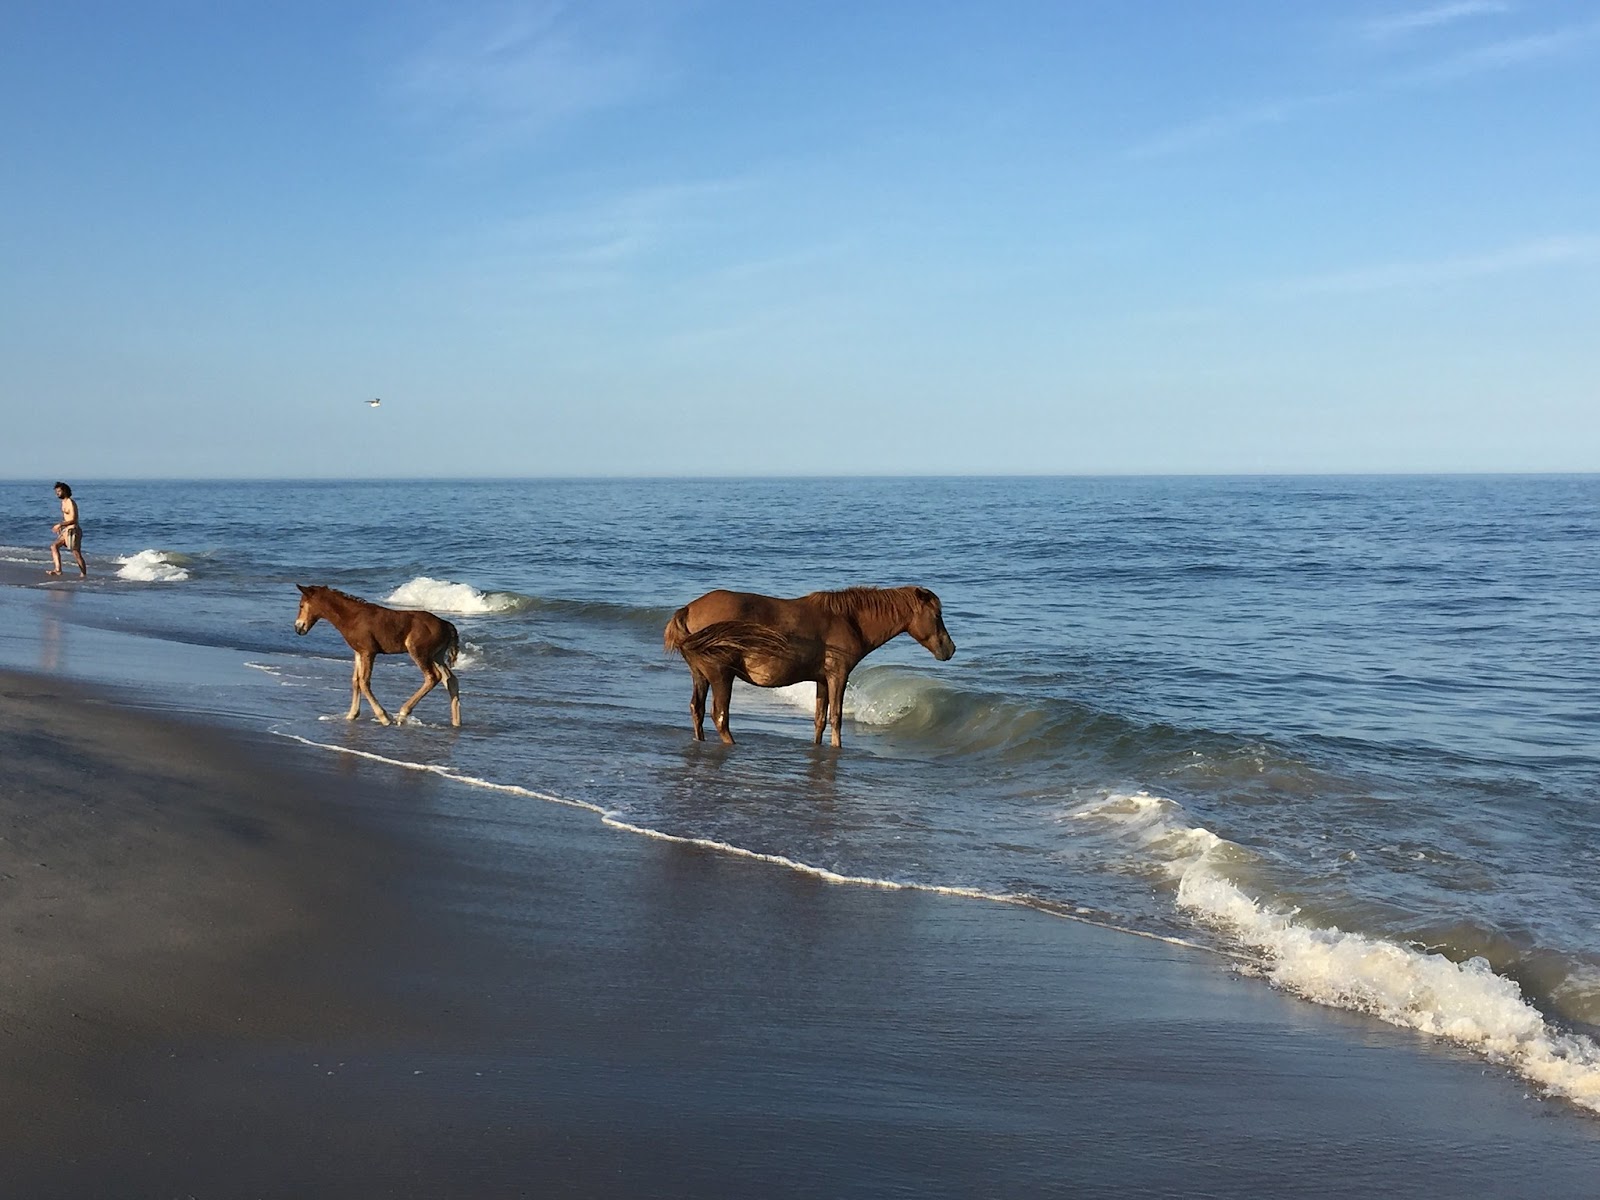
[
  {"xmin": 385, "ymin": 576, "xmax": 532, "ymax": 616},
  {"xmin": 527, "ymin": 595, "xmax": 671, "ymax": 629},
  {"xmin": 1070, "ymin": 791, "xmax": 1600, "ymax": 1113},
  {"xmin": 0, "ymin": 544, "xmax": 49, "ymax": 565},
  {"xmin": 116, "ymin": 549, "xmax": 193, "ymax": 583},
  {"xmin": 766, "ymin": 668, "xmax": 940, "ymax": 727},
  {"xmin": 765, "ymin": 668, "xmax": 1074, "ymax": 758}
]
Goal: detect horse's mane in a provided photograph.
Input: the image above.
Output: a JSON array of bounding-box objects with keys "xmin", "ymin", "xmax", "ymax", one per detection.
[{"xmin": 805, "ymin": 585, "xmax": 923, "ymax": 619}]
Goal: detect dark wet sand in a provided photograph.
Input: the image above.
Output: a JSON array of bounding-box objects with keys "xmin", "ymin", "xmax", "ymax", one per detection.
[{"xmin": 2, "ymin": 668, "xmax": 1597, "ymax": 1199}]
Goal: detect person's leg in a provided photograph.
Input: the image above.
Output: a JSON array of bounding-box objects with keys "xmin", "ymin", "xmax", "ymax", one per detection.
[{"xmin": 47, "ymin": 535, "xmax": 64, "ymax": 575}]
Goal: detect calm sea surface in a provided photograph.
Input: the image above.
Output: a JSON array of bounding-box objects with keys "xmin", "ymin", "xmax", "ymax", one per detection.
[{"xmin": 3, "ymin": 476, "xmax": 1598, "ymax": 1110}]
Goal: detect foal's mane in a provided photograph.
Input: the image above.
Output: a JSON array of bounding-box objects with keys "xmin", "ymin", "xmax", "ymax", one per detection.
[{"xmin": 309, "ymin": 585, "xmax": 372, "ymax": 606}]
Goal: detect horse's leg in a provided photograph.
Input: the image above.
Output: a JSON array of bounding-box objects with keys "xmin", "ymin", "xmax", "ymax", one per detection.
[
  {"xmin": 690, "ymin": 670, "xmax": 708, "ymax": 741},
  {"xmin": 357, "ymin": 652, "xmax": 392, "ymax": 725},
  {"xmin": 813, "ymin": 681, "xmax": 827, "ymax": 745},
  {"xmin": 710, "ymin": 672, "xmax": 736, "ymax": 745},
  {"xmin": 827, "ymin": 672, "xmax": 847, "ymax": 748}
]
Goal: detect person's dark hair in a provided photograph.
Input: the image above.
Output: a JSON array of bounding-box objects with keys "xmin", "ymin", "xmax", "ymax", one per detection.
[{"xmin": 53, "ymin": 482, "xmax": 71, "ymax": 497}]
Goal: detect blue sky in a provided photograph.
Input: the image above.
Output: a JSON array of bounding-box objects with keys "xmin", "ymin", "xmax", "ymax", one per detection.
[{"xmin": 3, "ymin": 1, "xmax": 1597, "ymax": 477}]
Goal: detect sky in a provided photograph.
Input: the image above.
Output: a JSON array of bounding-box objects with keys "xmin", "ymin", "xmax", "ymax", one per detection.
[{"xmin": 2, "ymin": 0, "xmax": 1598, "ymax": 477}]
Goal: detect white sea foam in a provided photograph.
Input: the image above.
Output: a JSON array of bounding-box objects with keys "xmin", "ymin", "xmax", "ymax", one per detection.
[
  {"xmin": 243, "ymin": 662, "xmax": 310, "ymax": 688},
  {"xmin": 1072, "ymin": 790, "xmax": 1600, "ymax": 1113},
  {"xmin": 116, "ymin": 549, "xmax": 192, "ymax": 582},
  {"xmin": 384, "ymin": 576, "xmax": 530, "ymax": 616},
  {"xmin": 270, "ymin": 730, "xmax": 1212, "ymax": 956},
  {"xmin": 766, "ymin": 682, "xmax": 819, "ymax": 713},
  {"xmin": 264, "ymin": 731, "xmax": 1600, "ymax": 1112}
]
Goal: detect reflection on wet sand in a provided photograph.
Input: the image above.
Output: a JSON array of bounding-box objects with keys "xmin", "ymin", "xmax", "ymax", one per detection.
[{"xmin": 38, "ymin": 586, "xmax": 76, "ymax": 672}]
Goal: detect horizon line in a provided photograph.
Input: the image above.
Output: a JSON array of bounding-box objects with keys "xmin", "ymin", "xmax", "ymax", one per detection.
[{"xmin": 4, "ymin": 470, "xmax": 1597, "ymax": 485}]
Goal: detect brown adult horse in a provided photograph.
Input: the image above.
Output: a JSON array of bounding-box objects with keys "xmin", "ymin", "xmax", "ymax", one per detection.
[
  {"xmin": 663, "ymin": 586, "xmax": 955, "ymax": 747},
  {"xmin": 293, "ymin": 585, "xmax": 462, "ymax": 727}
]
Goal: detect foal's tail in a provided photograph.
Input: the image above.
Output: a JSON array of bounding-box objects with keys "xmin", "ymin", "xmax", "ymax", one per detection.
[
  {"xmin": 437, "ymin": 620, "xmax": 461, "ymax": 669},
  {"xmin": 677, "ymin": 621, "xmax": 792, "ymax": 670},
  {"xmin": 663, "ymin": 606, "xmax": 692, "ymax": 656}
]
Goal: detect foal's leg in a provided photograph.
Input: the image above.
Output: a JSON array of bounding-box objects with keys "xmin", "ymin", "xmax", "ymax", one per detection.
[
  {"xmin": 396, "ymin": 655, "xmax": 439, "ymax": 725},
  {"xmin": 347, "ymin": 657, "xmax": 363, "ymax": 720},
  {"xmin": 813, "ymin": 681, "xmax": 827, "ymax": 745},
  {"xmin": 440, "ymin": 662, "xmax": 461, "ymax": 727},
  {"xmin": 356, "ymin": 652, "xmax": 393, "ymax": 725},
  {"xmin": 410, "ymin": 645, "xmax": 463, "ymax": 727},
  {"xmin": 710, "ymin": 672, "xmax": 736, "ymax": 745},
  {"xmin": 689, "ymin": 670, "xmax": 709, "ymax": 741}
]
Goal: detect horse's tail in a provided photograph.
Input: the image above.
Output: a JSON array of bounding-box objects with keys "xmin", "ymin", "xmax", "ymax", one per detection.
[
  {"xmin": 438, "ymin": 619, "xmax": 460, "ymax": 669},
  {"xmin": 663, "ymin": 605, "xmax": 692, "ymax": 656},
  {"xmin": 677, "ymin": 621, "xmax": 793, "ymax": 671}
]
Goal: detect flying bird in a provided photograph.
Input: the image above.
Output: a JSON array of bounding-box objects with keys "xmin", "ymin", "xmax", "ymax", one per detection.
[{"xmin": 367, "ymin": 398, "xmax": 382, "ymax": 408}]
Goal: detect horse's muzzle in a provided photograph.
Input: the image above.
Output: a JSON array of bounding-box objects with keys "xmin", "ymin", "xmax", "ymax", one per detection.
[{"xmin": 294, "ymin": 622, "xmax": 309, "ymax": 635}]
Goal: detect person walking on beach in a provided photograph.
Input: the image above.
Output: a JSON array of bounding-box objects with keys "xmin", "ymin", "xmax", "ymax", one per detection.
[{"xmin": 48, "ymin": 481, "xmax": 86, "ymax": 577}]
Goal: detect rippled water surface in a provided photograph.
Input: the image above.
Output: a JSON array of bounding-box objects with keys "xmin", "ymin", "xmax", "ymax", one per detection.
[{"xmin": 3, "ymin": 475, "xmax": 1598, "ymax": 1110}]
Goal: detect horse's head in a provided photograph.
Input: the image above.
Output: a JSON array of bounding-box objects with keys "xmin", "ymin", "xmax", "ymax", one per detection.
[
  {"xmin": 907, "ymin": 587, "xmax": 956, "ymax": 661},
  {"xmin": 294, "ymin": 584, "xmax": 320, "ymax": 635}
]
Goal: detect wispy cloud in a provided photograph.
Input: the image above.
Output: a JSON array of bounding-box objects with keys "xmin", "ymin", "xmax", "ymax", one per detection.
[
  {"xmin": 391, "ymin": 2, "xmax": 672, "ymax": 152},
  {"xmin": 1128, "ymin": 17, "xmax": 1599, "ymax": 159},
  {"xmin": 468, "ymin": 178, "xmax": 757, "ymax": 291},
  {"xmin": 1395, "ymin": 22, "xmax": 1600, "ymax": 83},
  {"xmin": 1273, "ymin": 235, "xmax": 1600, "ymax": 297},
  {"xmin": 1360, "ymin": 2, "xmax": 1513, "ymax": 44},
  {"xmin": 1127, "ymin": 92, "xmax": 1350, "ymax": 160}
]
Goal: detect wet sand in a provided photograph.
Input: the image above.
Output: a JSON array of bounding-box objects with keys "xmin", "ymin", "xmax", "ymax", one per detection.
[{"xmin": 2, "ymin": 667, "xmax": 1598, "ymax": 1198}]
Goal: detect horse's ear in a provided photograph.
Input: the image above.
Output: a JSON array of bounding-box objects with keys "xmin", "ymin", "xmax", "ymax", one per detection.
[
  {"xmin": 914, "ymin": 587, "xmax": 938, "ymax": 605},
  {"xmin": 297, "ymin": 584, "xmax": 310, "ymax": 595}
]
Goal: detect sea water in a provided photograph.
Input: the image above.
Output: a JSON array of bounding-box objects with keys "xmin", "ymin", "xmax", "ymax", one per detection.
[{"xmin": 1, "ymin": 475, "xmax": 1597, "ymax": 1111}]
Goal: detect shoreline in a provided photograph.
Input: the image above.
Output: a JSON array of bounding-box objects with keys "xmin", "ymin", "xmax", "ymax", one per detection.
[{"xmin": 4, "ymin": 666, "xmax": 1600, "ymax": 1195}]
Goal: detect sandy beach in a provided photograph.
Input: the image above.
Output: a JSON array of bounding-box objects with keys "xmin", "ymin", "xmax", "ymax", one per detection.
[{"xmin": 1, "ymin": 664, "xmax": 1596, "ymax": 1197}]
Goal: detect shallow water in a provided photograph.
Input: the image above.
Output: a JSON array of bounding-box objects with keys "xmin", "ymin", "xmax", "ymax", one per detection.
[{"xmin": 2, "ymin": 474, "xmax": 1597, "ymax": 1111}]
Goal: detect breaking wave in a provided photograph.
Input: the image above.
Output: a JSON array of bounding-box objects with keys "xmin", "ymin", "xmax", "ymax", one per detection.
[
  {"xmin": 385, "ymin": 576, "xmax": 533, "ymax": 615},
  {"xmin": 116, "ymin": 549, "xmax": 192, "ymax": 583},
  {"xmin": 1071, "ymin": 791, "xmax": 1600, "ymax": 1114}
]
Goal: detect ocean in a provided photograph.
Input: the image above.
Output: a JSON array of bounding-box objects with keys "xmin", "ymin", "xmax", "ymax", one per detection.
[{"xmin": 2, "ymin": 475, "xmax": 1598, "ymax": 1114}]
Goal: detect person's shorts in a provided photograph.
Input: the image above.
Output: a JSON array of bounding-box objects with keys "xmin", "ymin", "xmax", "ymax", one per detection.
[{"xmin": 63, "ymin": 525, "xmax": 81, "ymax": 551}]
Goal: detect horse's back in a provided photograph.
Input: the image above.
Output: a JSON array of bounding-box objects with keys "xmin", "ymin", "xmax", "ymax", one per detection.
[{"xmin": 686, "ymin": 589, "xmax": 812, "ymax": 635}]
